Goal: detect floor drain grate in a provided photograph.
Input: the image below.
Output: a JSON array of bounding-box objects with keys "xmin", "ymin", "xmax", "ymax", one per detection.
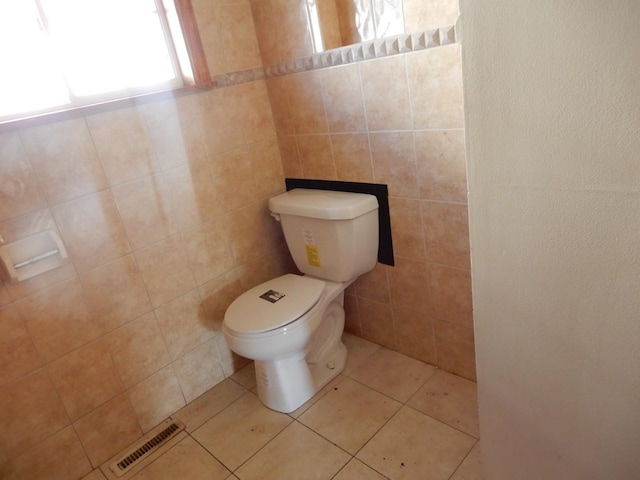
[{"xmin": 108, "ymin": 419, "xmax": 185, "ymax": 477}]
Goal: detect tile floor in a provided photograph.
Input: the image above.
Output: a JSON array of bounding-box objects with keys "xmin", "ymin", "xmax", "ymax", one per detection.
[{"xmin": 86, "ymin": 334, "xmax": 482, "ymax": 480}]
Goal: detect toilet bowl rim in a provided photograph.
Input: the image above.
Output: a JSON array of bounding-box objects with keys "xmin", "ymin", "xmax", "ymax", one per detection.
[{"xmin": 222, "ymin": 277, "xmax": 348, "ymax": 340}]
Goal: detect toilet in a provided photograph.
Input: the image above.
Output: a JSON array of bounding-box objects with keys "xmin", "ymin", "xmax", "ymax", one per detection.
[{"xmin": 223, "ymin": 188, "xmax": 379, "ymax": 413}]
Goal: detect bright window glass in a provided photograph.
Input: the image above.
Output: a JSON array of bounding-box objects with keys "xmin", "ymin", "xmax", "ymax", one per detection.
[{"xmin": 0, "ymin": 0, "xmax": 182, "ymax": 121}]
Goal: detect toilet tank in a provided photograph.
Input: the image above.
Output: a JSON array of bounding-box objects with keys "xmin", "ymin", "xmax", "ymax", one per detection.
[{"xmin": 269, "ymin": 189, "xmax": 379, "ymax": 282}]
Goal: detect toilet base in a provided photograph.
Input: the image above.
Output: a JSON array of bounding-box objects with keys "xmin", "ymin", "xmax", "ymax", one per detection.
[
  {"xmin": 254, "ymin": 338, "xmax": 347, "ymax": 413},
  {"xmin": 253, "ymin": 299, "xmax": 348, "ymax": 413}
]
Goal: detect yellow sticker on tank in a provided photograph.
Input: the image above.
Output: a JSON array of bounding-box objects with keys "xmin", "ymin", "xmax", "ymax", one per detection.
[{"xmin": 305, "ymin": 245, "xmax": 321, "ymax": 267}]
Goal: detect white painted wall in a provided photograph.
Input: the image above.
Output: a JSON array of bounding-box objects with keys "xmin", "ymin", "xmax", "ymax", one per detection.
[{"xmin": 459, "ymin": 1, "xmax": 640, "ymax": 478}]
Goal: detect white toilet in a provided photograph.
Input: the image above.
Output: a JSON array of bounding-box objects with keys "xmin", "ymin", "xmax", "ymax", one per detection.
[{"xmin": 223, "ymin": 188, "xmax": 379, "ymax": 413}]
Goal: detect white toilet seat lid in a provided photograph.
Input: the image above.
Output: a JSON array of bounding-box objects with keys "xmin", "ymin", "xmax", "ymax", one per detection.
[{"xmin": 224, "ymin": 274, "xmax": 326, "ymax": 334}]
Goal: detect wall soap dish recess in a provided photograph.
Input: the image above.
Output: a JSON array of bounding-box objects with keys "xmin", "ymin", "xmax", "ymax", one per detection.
[{"xmin": 0, "ymin": 230, "xmax": 69, "ymax": 284}]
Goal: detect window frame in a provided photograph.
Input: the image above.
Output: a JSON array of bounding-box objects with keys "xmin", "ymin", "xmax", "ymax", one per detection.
[{"xmin": 0, "ymin": 0, "xmax": 211, "ymax": 131}]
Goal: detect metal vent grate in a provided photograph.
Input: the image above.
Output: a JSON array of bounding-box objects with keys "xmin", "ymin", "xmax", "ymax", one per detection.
[{"xmin": 108, "ymin": 420, "xmax": 185, "ymax": 477}]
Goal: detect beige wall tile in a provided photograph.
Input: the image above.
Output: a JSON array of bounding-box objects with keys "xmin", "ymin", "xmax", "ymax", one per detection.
[
  {"xmin": 155, "ymin": 289, "xmax": 214, "ymax": 361},
  {"xmin": 360, "ymin": 55, "xmax": 412, "ymax": 131},
  {"xmin": 217, "ymin": 4, "xmax": 262, "ymax": 72},
  {"xmin": 265, "ymin": 76, "xmax": 295, "ymax": 135},
  {"xmin": 112, "ymin": 174, "xmax": 178, "ymax": 250},
  {"xmin": 321, "ymin": 64, "xmax": 367, "ymax": 133},
  {"xmin": 74, "ymin": 394, "xmax": 142, "ymax": 467},
  {"xmin": 354, "ymin": 263, "xmax": 390, "ymax": 304},
  {"xmin": 428, "ymin": 264, "xmax": 473, "ymax": 330},
  {"xmin": 199, "ymin": 271, "xmax": 245, "ymax": 328},
  {"xmin": 271, "ymin": 0, "xmax": 315, "ymax": 61},
  {"xmin": 236, "ymin": 81, "xmax": 277, "ymax": 144},
  {"xmin": 343, "ymin": 292, "xmax": 362, "ymax": 335},
  {"xmin": 297, "ymin": 134, "xmax": 337, "ymax": 180},
  {"xmin": 358, "ymin": 298, "xmax": 395, "ymax": 349},
  {"xmin": 370, "ymin": 132, "xmax": 419, "ymax": 197},
  {"xmin": 331, "ymin": 133, "xmax": 374, "ymax": 182},
  {"xmin": 198, "ymin": 88, "xmax": 246, "ymax": 156},
  {"xmin": 0, "ymin": 305, "xmax": 42, "ymax": 386},
  {"xmin": 0, "ymin": 133, "xmax": 46, "ymax": 222},
  {"xmin": 416, "ymin": 129, "xmax": 468, "ymax": 202},
  {"xmin": 173, "ymin": 339, "xmax": 226, "ymax": 403},
  {"xmin": 105, "ymin": 312, "xmax": 170, "ymax": 389},
  {"xmin": 12, "ymin": 426, "xmax": 91, "ymax": 480},
  {"xmin": 47, "ymin": 339, "xmax": 123, "ymax": 420},
  {"xmin": 251, "ymin": 0, "xmax": 280, "ymax": 66},
  {"xmin": 278, "ymin": 135, "xmax": 303, "ymax": 178},
  {"xmin": 403, "ymin": 0, "xmax": 459, "ymax": 33},
  {"xmin": 248, "ymin": 137, "xmax": 286, "ymax": 199},
  {"xmin": 407, "ymin": 45, "xmax": 464, "ymax": 129},
  {"xmin": 435, "ymin": 321, "xmax": 476, "ymax": 381},
  {"xmin": 134, "ymin": 236, "xmax": 196, "ymax": 308},
  {"xmin": 388, "ymin": 256, "xmax": 430, "ymax": 314},
  {"xmin": 388, "ymin": 196, "xmax": 426, "ymax": 259},
  {"xmin": 421, "ymin": 201, "xmax": 471, "ymax": 269},
  {"xmin": 209, "ymin": 147, "xmax": 260, "ymax": 212},
  {"xmin": 0, "ymin": 370, "xmax": 69, "ymax": 458},
  {"xmin": 182, "ymin": 219, "xmax": 234, "ymax": 286},
  {"xmin": 52, "ymin": 190, "xmax": 132, "ymax": 274},
  {"xmin": 225, "ymin": 201, "xmax": 282, "ymax": 265},
  {"xmin": 393, "ymin": 307, "xmax": 437, "ymax": 365},
  {"xmin": 16, "ymin": 278, "xmax": 101, "ymax": 363},
  {"xmin": 127, "ymin": 365, "xmax": 185, "ymax": 432},
  {"xmin": 20, "ymin": 118, "xmax": 107, "ymax": 205},
  {"xmin": 288, "ymin": 71, "xmax": 329, "ymax": 135},
  {"xmin": 142, "ymin": 95, "xmax": 207, "ymax": 170},
  {"xmin": 163, "ymin": 160, "xmax": 223, "ymax": 232},
  {"xmin": 86, "ymin": 107, "xmax": 159, "ymax": 186},
  {"xmin": 80, "ymin": 255, "xmax": 152, "ymax": 333}
]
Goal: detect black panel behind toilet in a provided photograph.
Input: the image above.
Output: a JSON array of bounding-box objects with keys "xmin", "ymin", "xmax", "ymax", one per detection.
[{"xmin": 284, "ymin": 178, "xmax": 394, "ymax": 266}]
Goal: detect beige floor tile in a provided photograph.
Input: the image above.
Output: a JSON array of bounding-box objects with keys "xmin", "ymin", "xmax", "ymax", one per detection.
[
  {"xmin": 191, "ymin": 392, "xmax": 292, "ymax": 470},
  {"xmin": 287, "ymin": 375, "xmax": 344, "ymax": 419},
  {"xmin": 298, "ymin": 377, "xmax": 401, "ymax": 454},
  {"xmin": 131, "ymin": 436, "xmax": 230, "ymax": 480},
  {"xmin": 356, "ymin": 406, "xmax": 475, "ymax": 480},
  {"xmin": 173, "ymin": 379, "xmax": 246, "ymax": 432},
  {"xmin": 451, "ymin": 441, "xmax": 483, "ymax": 480},
  {"xmin": 333, "ymin": 458, "xmax": 388, "ymax": 480},
  {"xmin": 230, "ymin": 362, "xmax": 257, "ymax": 390},
  {"xmin": 342, "ymin": 333, "xmax": 381, "ymax": 376},
  {"xmin": 235, "ymin": 422, "xmax": 350, "ymax": 480},
  {"xmin": 346, "ymin": 347, "xmax": 437, "ymax": 402},
  {"xmin": 407, "ymin": 369, "xmax": 480, "ymax": 437},
  {"xmin": 82, "ymin": 469, "xmax": 107, "ymax": 480}
]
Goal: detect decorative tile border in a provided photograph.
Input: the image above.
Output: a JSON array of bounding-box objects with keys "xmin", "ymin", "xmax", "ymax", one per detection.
[{"xmin": 212, "ymin": 24, "xmax": 457, "ymax": 88}]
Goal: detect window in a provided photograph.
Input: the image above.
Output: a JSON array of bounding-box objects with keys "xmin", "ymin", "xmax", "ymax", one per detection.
[{"xmin": 0, "ymin": 0, "xmax": 209, "ymax": 124}]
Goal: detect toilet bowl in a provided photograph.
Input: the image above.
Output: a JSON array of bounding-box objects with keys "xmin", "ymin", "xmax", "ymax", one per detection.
[
  {"xmin": 222, "ymin": 188, "xmax": 379, "ymax": 413},
  {"xmin": 223, "ymin": 274, "xmax": 349, "ymax": 413}
]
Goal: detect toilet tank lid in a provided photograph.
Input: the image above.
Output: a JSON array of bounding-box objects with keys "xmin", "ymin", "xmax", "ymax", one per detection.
[
  {"xmin": 269, "ymin": 189, "xmax": 378, "ymax": 220},
  {"xmin": 224, "ymin": 274, "xmax": 326, "ymax": 334}
]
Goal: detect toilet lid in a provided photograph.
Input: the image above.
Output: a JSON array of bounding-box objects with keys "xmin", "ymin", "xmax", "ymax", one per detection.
[{"xmin": 224, "ymin": 274, "xmax": 326, "ymax": 334}]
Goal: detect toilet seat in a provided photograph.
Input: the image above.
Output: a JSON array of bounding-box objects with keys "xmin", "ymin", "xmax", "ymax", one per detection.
[{"xmin": 224, "ymin": 274, "xmax": 326, "ymax": 335}]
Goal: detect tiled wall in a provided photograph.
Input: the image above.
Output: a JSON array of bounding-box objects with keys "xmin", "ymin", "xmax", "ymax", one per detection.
[
  {"xmin": 0, "ymin": 1, "xmax": 291, "ymax": 477},
  {"xmin": 0, "ymin": 0, "xmax": 473, "ymax": 477},
  {"xmin": 253, "ymin": 0, "xmax": 475, "ymax": 380}
]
